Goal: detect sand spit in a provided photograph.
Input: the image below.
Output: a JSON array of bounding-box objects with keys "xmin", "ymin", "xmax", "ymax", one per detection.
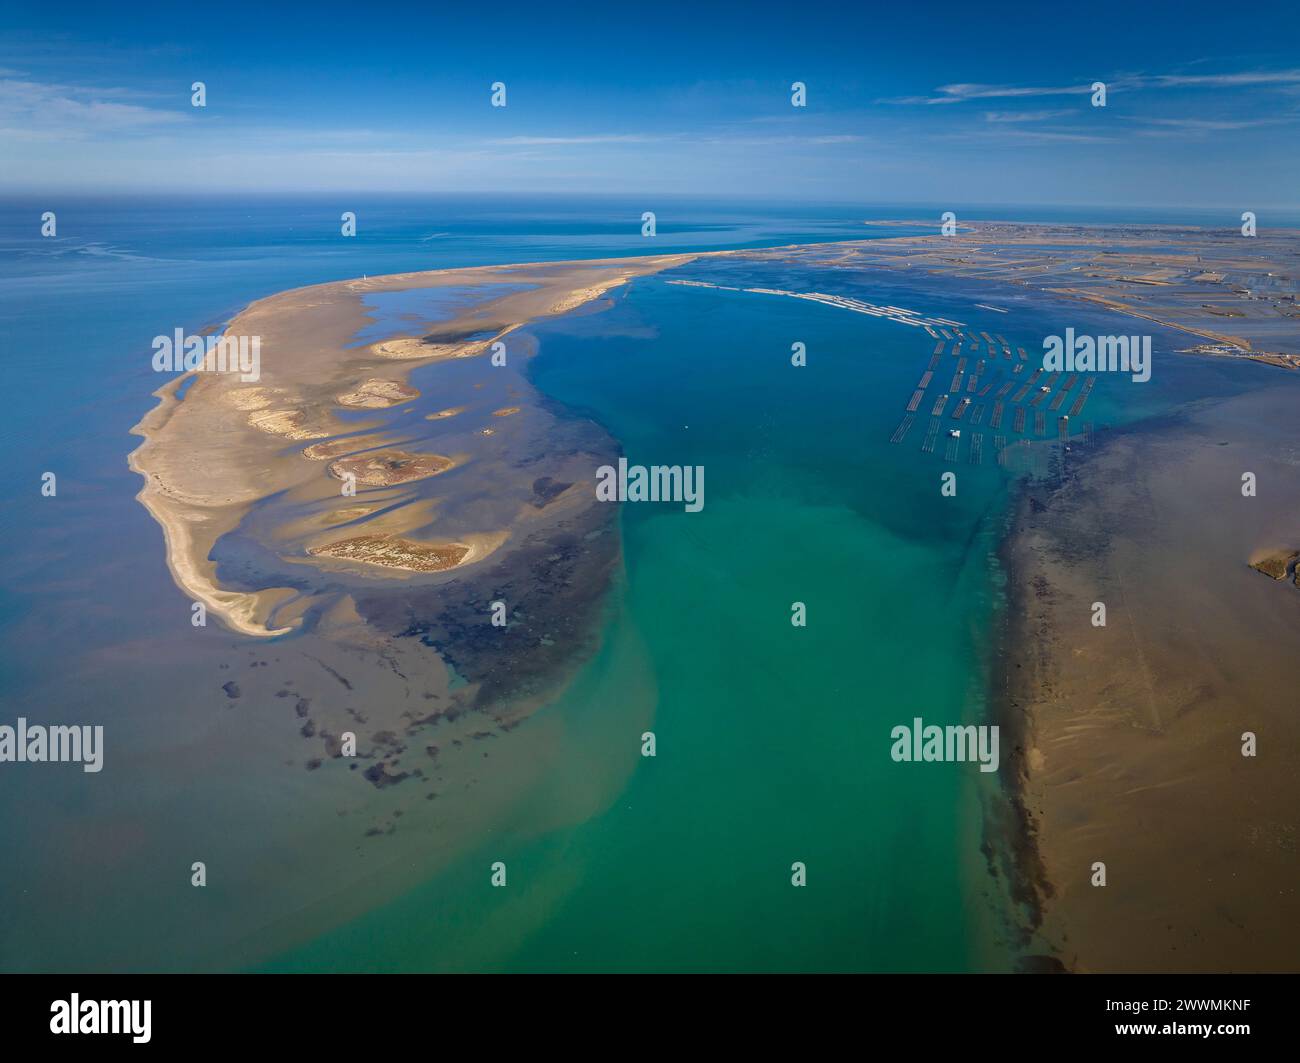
[
  {"xmin": 129, "ymin": 252, "xmax": 695, "ymax": 636},
  {"xmin": 548, "ymin": 273, "xmax": 639, "ymax": 314},
  {"xmin": 1000, "ymin": 386, "xmax": 1300, "ymax": 971},
  {"xmin": 127, "ymin": 375, "xmax": 301, "ymax": 637}
]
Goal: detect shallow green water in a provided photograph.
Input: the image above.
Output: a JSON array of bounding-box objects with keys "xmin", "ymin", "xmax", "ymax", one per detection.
[{"xmin": 265, "ymin": 269, "xmax": 1031, "ymax": 971}]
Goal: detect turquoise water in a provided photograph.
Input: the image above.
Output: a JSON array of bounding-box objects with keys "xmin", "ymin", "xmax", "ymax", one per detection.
[
  {"xmin": 0, "ymin": 197, "xmax": 1266, "ymax": 972},
  {"xmin": 489, "ymin": 281, "xmax": 1002, "ymax": 970},
  {"xmin": 262, "ymin": 264, "xmax": 1262, "ymax": 972},
  {"xmin": 266, "ymin": 278, "xmax": 1002, "ymax": 970}
]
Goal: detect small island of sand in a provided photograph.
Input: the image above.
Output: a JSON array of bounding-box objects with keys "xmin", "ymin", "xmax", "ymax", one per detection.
[{"xmin": 327, "ymin": 449, "xmax": 456, "ymax": 487}]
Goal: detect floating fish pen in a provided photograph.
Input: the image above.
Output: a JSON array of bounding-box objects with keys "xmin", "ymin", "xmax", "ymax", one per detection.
[
  {"xmin": 990, "ymin": 400, "xmax": 1005, "ymax": 428},
  {"xmin": 927, "ymin": 355, "xmax": 941, "ymax": 370},
  {"xmin": 907, "ymin": 389, "xmax": 925, "ymax": 412},
  {"xmin": 1017, "ymin": 347, "xmax": 1028, "ymax": 361},
  {"xmin": 978, "ymin": 377, "xmax": 997, "ymax": 397},
  {"xmin": 1028, "ymin": 388, "xmax": 1048, "ymax": 409},
  {"xmin": 932, "ymin": 394, "xmax": 950, "ymax": 416},
  {"xmin": 933, "ymin": 340, "xmax": 946, "ymax": 355},
  {"xmin": 949, "ymin": 372, "xmax": 964, "ymax": 392},
  {"xmin": 1069, "ymin": 377, "xmax": 1096, "ymax": 417},
  {"xmin": 951, "ymin": 397, "xmax": 971, "ymax": 420},
  {"xmin": 1049, "ymin": 374, "xmax": 1078, "ymax": 410},
  {"xmin": 994, "ymin": 435, "xmax": 1008, "ymax": 465},
  {"xmin": 921, "ymin": 416, "xmax": 941, "ymax": 453},
  {"xmin": 970, "ymin": 403, "xmax": 985, "ymax": 425},
  {"xmin": 996, "ymin": 381, "xmax": 1015, "ymax": 398},
  {"xmin": 1013, "ymin": 406, "xmax": 1027, "ymax": 433},
  {"xmin": 1011, "ymin": 383, "xmax": 1032, "ymax": 403},
  {"xmin": 995, "ymin": 334, "xmax": 1008, "ymax": 347},
  {"xmin": 966, "ymin": 374, "xmax": 980, "ymax": 393},
  {"xmin": 1057, "ymin": 416, "xmax": 1070, "ymax": 441},
  {"xmin": 956, "ymin": 357, "xmax": 968, "ymax": 373},
  {"xmin": 969, "ymin": 432, "xmax": 984, "ymax": 465},
  {"xmin": 944, "ymin": 434, "xmax": 961, "ymax": 462},
  {"xmin": 1034, "ymin": 410, "xmax": 1046, "ymax": 436},
  {"xmin": 918, "ymin": 370, "xmax": 934, "ymax": 388},
  {"xmin": 889, "ymin": 414, "xmax": 916, "ymax": 443}
]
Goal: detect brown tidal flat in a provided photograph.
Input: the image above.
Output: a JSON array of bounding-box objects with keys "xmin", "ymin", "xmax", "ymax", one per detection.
[{"xmin": 999, "ymin": 386, "xmax": 1300, "ymax": 971}]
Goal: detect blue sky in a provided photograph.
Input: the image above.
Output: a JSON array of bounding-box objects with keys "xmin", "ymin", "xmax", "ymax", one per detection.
[{"xmin": 2, "ymin": 0, "xmax": 1299, "ymax": 208}]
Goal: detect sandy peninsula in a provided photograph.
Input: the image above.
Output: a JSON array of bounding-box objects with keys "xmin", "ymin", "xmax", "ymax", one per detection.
[{"xmin": 129, "ymin": 253, "xmax": 693, "ymax": 637}]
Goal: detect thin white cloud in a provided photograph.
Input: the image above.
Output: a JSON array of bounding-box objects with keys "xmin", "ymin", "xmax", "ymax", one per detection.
[
  {"xmin": 490, "ymin": 134, "xmax": 658, "ymax": 145},
  {"xmin": 884, "ymin": 82, "xmax": 1092, "ymax": 105},
  {"xmin": 490, "ymin": 131, "xmax": 865, "ymax": 148},
  {"xmin": 1150, "ymin": 69, "xmax": 1300, "ymax": 88},
  {"xmin": 886, "ymin": 68, "xmax": 1300, "ymax": 107},
  {"xmin": 983, "ymin": 109, "xmax": 1073, "ymax": 123},
  {"xmin": 951, "ymin": 127, "xmax": 1114, "ymax": 144},
  {"xmin": 0, "ymin": 77, "xmax": 187, "ymax": 138},
  {"xmin": 1123, "ymin": 114, "xmax": 1295, "ymax": 137}
]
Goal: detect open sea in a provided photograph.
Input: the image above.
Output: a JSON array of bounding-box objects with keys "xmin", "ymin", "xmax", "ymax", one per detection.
[{"xmin": 0, "ymin": 195, "xmax": 1274, "ymax": 971}]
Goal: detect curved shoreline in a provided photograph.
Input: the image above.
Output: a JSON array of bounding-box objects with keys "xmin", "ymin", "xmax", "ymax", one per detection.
[{"xmin": 128, "ymin": 253, "xmax": 696, "ymax": 637}]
